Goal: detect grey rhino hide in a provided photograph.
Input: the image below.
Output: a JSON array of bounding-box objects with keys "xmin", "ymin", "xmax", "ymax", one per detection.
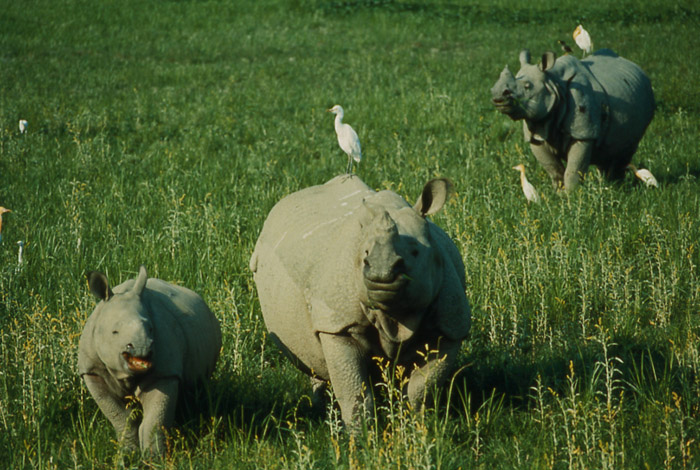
[
  {"xmin": 250, "ymin": 175, "xmax": 471, "ymax": 425},
  {"xmin": 490, "ymin": 49, "xmax": 655, "ymax": 190},
  {"xmin": 78, "ymin": 265, "xmax": 221, "ymax": 453}
]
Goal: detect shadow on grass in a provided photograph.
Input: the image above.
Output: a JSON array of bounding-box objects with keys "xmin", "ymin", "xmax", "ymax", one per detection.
[
  {"xmin": 174, "ymin": 365, "xmax": 321, "ymax": 449},
  {"xmin": 451, "ymin": 335, "xmax": 697, "ymax": 416},
  {"xmin": 171, "ymin": 333, "xmax": 697, "ymax": 451}
]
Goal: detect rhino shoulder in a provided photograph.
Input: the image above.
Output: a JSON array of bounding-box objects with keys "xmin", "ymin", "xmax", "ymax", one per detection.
[
  {"xmin": 426, "ymin": 223, "xmax": 470, "ymax": 340},
  {"xmin": 78, "ymin": 311, "xmax": 102, "ymax": 375},
  {"xmin": 433, "ymin": 264, "xmax": 471, "ymax": 341},
  {"xmin": 428, "ymin": 222, "xmax": 466, "ymax": 287},
  {"xmin": 308, "ymin": 292, "xmax": 366, "ymax": 335},
  {"xmin": 143, "ymin": 280, "xmax": 221, "ymax": 382}
]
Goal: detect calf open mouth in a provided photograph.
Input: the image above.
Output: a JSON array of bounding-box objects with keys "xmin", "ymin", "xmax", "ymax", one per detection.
[{"xmin": 122, "ymin": 352, "xmax": 153, "ymax": 372}]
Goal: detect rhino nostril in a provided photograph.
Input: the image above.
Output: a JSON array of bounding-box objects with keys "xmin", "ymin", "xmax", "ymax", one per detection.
[
  {"xmin": 502, "ymin": 89, "xmax": 512, "ymax": 97},
  {"xmin": 126, "ymin": 343, "xmax": 134, "ymax": 351},
  {"xmin": 392, "ymin": 258, "xmax": 406, "ymax": 276}
]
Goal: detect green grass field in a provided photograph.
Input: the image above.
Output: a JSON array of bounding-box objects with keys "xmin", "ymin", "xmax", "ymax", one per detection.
[{"xmin": 1, "ymin": 0, "xmax": 699, "ymax": 468}]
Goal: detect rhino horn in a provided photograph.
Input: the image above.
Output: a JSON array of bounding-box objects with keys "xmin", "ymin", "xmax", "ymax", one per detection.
[
  {"xmin": 519, "ymin": 49, "xmax": 531, "ymax": 66},
  {"xmin": 87, "ymin": 271, "xmax": 114, "ymax": 301},
  {"xmin": 491, "ymin": 66, "xmax": 517, "ymax": 100},
  {"xmin": 362, "ymin": 209, "xmax": 404, "ymax": 283},
  {"xmin": 363, "ymin": 204, "xmax": 399, "ymax": 238}
]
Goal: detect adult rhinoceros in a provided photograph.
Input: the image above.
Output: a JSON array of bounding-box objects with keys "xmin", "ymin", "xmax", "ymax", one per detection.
[
  {"xmin": 491, "ymin": 49, "xmax": 655, "ymax": 191},
  {"xmin": 250, "ymin": 175, "xmax": 471, "ymax": 427}
]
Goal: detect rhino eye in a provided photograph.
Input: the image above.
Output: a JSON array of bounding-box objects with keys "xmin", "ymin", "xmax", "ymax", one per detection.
[
  {"xmin": 112, "ymin": 330, "xmax": 118, "ymax": 335},
  {"xmin": 523, "ymin": 82, "xmax": 532, "ymax": 89},
  {"xmin": 411, "ymin": 249, "xmax": 419, "ymax": 257}
]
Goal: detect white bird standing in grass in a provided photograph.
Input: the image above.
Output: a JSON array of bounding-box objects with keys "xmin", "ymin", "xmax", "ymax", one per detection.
[
  {"xmin": 19, "ymin": 120, "xmax": 28, "ymax": 134},
  {"xmin": 17, "ymin": 241, "xmax": 24, "ymax": 265},
  {"xmin": 573, "ymin": 25, "xmax": 593, "ymax": 55},
  {"xmin": 512, "ymin": 164, "xmax": 541, "ymax": 203},
  {"xmin": 627, "ymin": 164, "xmax": 658, "ymax": 187},
  {"xmin": 0, "ymin": 207, "xmax": 11, "ymax": 243},
  {"xmin": 327, "ymin": 105, "xmax": 362, "ymax": 174}
]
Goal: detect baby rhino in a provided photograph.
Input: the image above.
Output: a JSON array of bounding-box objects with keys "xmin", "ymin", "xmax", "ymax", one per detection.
[
  {"xmin": 78, "ymin": 266, "xmax": 221, "ymax": 454},
  {"xmin": 250, "ymin": 176, "xmax": 471, "ymax": 427}
]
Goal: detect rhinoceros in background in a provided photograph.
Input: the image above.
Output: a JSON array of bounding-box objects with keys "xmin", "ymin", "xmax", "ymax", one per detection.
[
  {"xmin": 250, "ymin": 175, "xmax": 471, "ymax": 427},
  {"xmin": 491, "ymin": 49, "xmax": 655, "ymax": 191},
  {"xmin": 78, "ymin": 266, "xmax": 221, "ymax": 454}
]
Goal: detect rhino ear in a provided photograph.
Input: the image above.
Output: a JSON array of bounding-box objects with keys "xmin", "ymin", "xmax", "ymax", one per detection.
[
  {"xmin": 133, "ymin": 265, "xmax": 148, "ymax": 296},
  {"xmin": 519, "ymin": 49, "xmax": 531, "ymax": 67},
  {"xmin": 413, "ymin": 178, "xmax": 454, "ymax": 217},
  {"xmin": 540, "ymin": 51, "xmax": 557, "ymax": 71},
  {"xmin": 87, "ymin": 271, "xmax": 113, "ymax": 301}
]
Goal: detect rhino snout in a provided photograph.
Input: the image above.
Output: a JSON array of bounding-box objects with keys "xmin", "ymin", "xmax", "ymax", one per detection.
[
  {"xmin": 492, "ymin": 88, "xmax": 512, "ymax": 104},
  {"xmin": 363, "ymin": 246, "xmax": 406, "ymax": 284},
  {"xmin": 122, "ymin": 340, "xmax": 154, "ymax": 373}
]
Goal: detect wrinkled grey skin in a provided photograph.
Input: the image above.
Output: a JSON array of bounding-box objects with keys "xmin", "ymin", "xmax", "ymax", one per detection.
[
  {"xmin": 250, "ymin": 175, "xmax": 471, "ymax": 427},
  {"xmin": 78, "ymin": 266, "xmax": 221, "ymax": 454},
  {"xmin": 491, "ymin": 49, "xmax": 655, "ymax": 191}
]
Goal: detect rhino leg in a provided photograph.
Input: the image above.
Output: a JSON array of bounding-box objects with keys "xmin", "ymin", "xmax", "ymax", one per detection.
[
  {"xmin": 530, "ymin": 141, "xmax": 565, "ymax": 189},
  {"xmin": 138, "ymin": 378, "xmax": 179, "ymax": 455},
  {"xmin": 311, "ymin": 377, "xmax": 328, "ymax": 414},
  {"xmin": 406, "ymin": 338, "xmax": 460, "ymax": 410},
  {"xmin": 83, "ymin": 374, "xmax": 140, "ymax": 450},
  {"xmin": 318, "ymin": 332, "xmax": 373, "ymax": 429},
  {"xmin": 564, "ymin": 140, "xmax": 594, "ymax": 191}
]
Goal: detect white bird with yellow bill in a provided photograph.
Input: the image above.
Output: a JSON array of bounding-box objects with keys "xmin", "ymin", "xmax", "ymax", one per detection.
[
  {"xmin": 513, "ymin": 164, "xmax": 541, "ymax": 203},
  {"xmin": 327, "ymin": 105, "xmax": 362, "ymax": 174}
]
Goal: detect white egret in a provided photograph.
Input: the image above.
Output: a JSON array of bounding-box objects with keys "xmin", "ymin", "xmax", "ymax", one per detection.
[
  {"xmin": 327, "ymin": 105, "xmax": 362, "ymax": 174},
  {"xmin": 512, "ymin": 164, "xmax": 541, "ymax": 203},
  {"xmin": 17, "ymin": 241, "xmax": 24, "ymax": 265},
  {"xmin": 0, "ymin": 207, "xmax": 11, "ymax": 243},
  {"xmin": 573, "ymin": 25, "xmax": 593, "ymax": 55},
  {"xmin": 19, "ymin": 120, "xmax": 28, "ymax": 133},
  {"xmin": 627, "ymin": 164, "xmax": 658, "ymax": 187}
]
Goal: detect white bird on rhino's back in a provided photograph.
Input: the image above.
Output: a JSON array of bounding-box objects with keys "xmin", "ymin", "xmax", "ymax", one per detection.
[
  {"xmin": 327, "ymin": 104, "xmax": 362, "ymax": 174},
  {"xmin": 573, "ymin": 25, "xmax": 593, "ymax": 55}
]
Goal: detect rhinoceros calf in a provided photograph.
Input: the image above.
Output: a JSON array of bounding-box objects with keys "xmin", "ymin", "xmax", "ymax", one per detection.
[
  {"xmin": 78, "ymin": 266, "xmax": 221, "ymax": 454},
  {"xmin": 491, "ymin": 49, "xmax": 655, "ymax": 191},
  {"xmin": 250, "ymin": 175, "xmax": 471, "ymax": 426}
]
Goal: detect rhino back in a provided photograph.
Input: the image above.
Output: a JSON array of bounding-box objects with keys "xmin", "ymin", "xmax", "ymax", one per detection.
[
  {"xmin": 254, "ymin": 176, "xmax": 376, "ymax": 283},
  {"xmin": 143, "ymin": 279, "xmax": 221, "ymax": 384},
  {"xmin": 583, "ymin": 51, "xmax": 655, "ymax": 142}
]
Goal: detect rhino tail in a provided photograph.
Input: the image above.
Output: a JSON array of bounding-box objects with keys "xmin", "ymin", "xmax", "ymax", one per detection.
[{"xmin": 249, "ymin": 250, "xmax": 258, "ymax": 273}]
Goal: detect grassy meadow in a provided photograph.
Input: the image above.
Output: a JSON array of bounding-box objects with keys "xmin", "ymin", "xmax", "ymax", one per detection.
[{"xmin": 1, "ymin": 0, "xmax": 700, "ymax": 468}]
